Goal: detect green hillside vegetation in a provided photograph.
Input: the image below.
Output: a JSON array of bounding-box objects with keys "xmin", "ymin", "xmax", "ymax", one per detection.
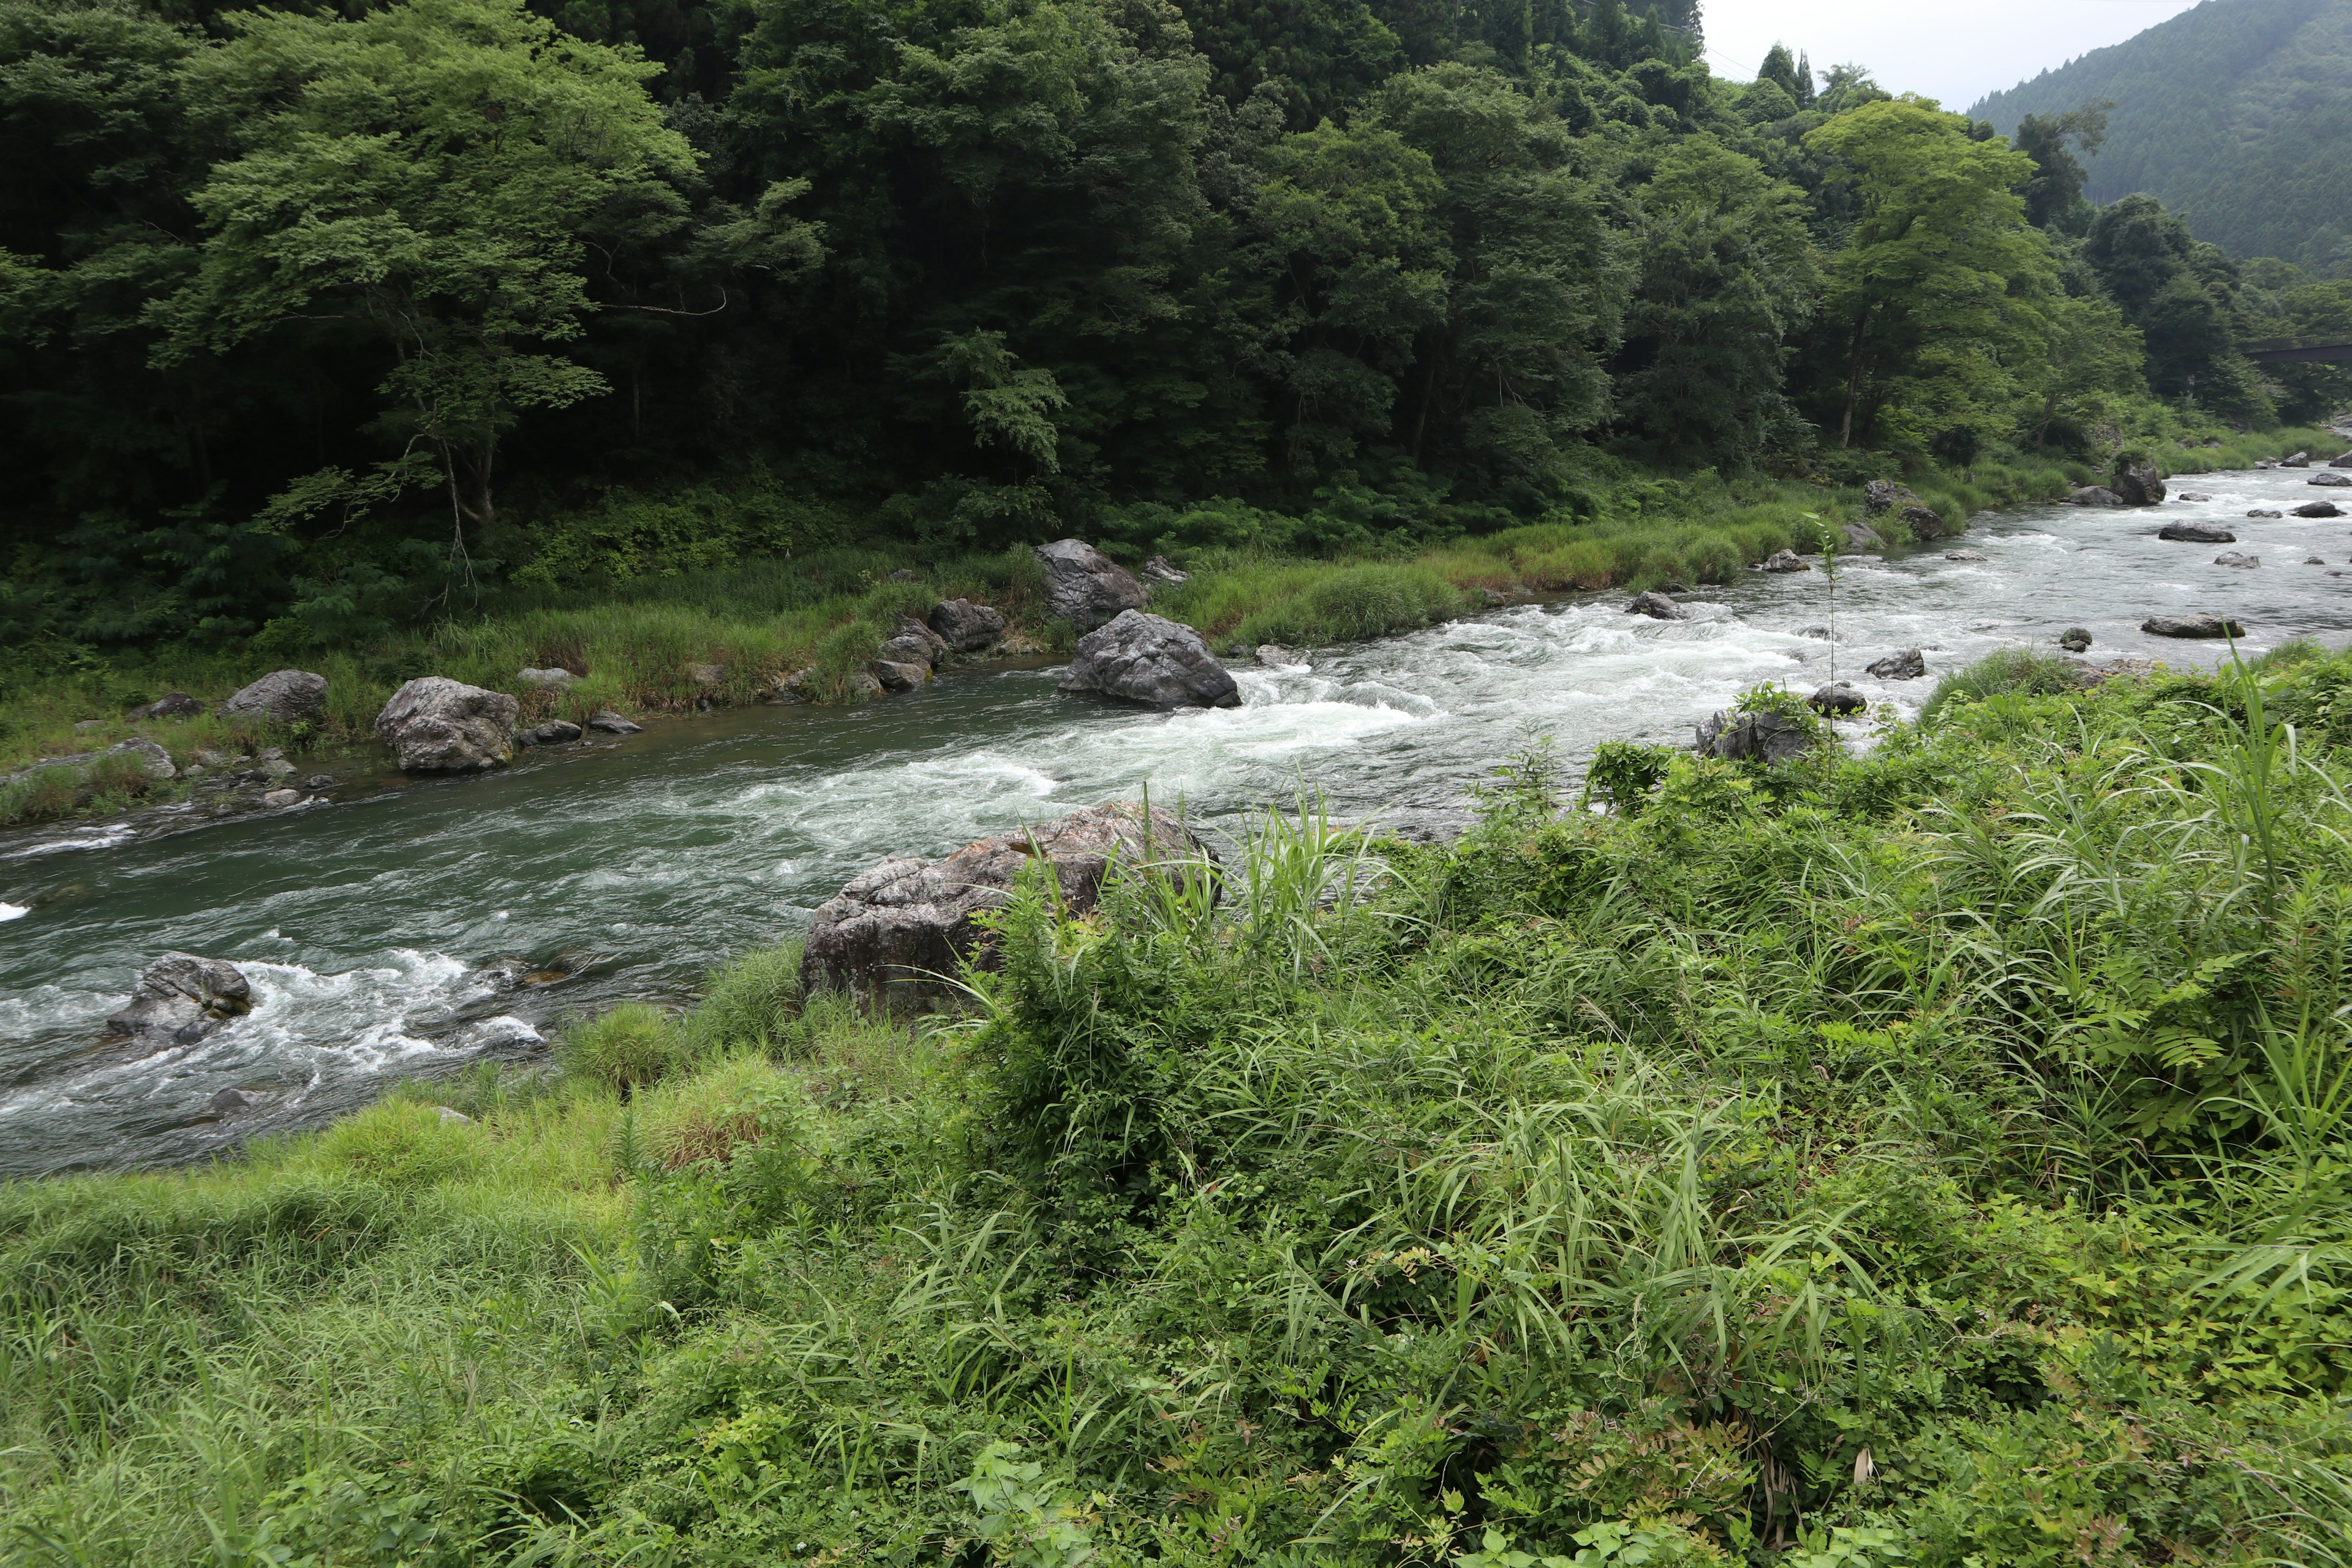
[
  {"xmin": 1972, "ymin": 0, "xmax": 2352, "ymax": 276},
  {"xmin": 13, "ymin": 650, "xmax": 2352, "ymax": 1561}
]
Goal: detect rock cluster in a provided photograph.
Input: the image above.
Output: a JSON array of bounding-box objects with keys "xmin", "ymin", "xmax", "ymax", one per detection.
[
  {"xmin": 105, "ymin": 954, "xmax": 252, "ymax": 1056},
  {"xmin": 1060, "ymin": 610, "xmax": 1239, "ymax": 709},
  {"xmin": 800, "ymin": 802, "xmax": 1215, "ymax": 1003}
]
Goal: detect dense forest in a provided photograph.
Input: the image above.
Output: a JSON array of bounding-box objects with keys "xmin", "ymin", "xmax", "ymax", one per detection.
[
  {"xmin": 1972, "ymin": 0, "xmax": 2352, "ymax": 277},
  {"xmin": 4, "ymin": 0, "xmax": 2347, "ymax": 668}
]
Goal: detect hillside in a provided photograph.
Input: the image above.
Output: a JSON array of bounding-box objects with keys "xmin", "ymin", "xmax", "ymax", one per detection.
[{"xmin": 1972, "ymin": 0, "xmax": 2352, "ymax": 274}]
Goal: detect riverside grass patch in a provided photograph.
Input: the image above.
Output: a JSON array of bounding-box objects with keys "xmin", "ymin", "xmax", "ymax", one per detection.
[{"xmin": 15, "ymin": 652, "xmax": 2352, "ymax": 1563}]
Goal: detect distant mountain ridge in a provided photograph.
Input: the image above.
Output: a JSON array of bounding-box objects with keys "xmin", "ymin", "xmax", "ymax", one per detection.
[{"xmin": 1971, "ymin": 0, "xmax": 2351, "ymax": 275}]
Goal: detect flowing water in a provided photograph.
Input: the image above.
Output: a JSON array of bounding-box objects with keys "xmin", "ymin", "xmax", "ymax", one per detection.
[{"xmin": 6, "ymin": 466, "xmax": 2351, "ymax": 1175}]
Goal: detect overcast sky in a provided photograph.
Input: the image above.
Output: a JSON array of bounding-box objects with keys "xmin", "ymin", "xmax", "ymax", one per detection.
[{"xmin": 1701, "ymin": 0, "xmax": 2204, "ymax": 111}]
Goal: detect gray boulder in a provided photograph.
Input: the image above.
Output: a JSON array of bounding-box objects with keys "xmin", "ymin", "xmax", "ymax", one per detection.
[
  {"xmin": 1626, "ymin": 590, "xmax": 1687, "ymax": 620},
  {"xmin": 1866, "ymin": 647, "xmax": 1926, "ymax": 680},
  {"xmin": 1035, "ymin": 539, "xmax": 1149, "ymax": 631},
  {"xmin": 518, "ymin": 667, "xmax": 575, "ymax": 690},
  {"xmin": 869, "ymin": 658, "xmax": 929, "ymax": 692},
  {"xmin": 2143, "ymin": 614, "xmax": 2246, "ymax": 639},
  {"xmin": 1696, "ymin": 709, "xmax": 1823, "ymax": 763},
  {"xmin": 374, "ymin": 677, "xmax": 518, "ymax": 771},
  {"xmin": 2111, "ymin": 460, "xmax": 2166, "ymax": 506},
  {"xmin": 219, "ymin": 669, "xmax": 328, "ymax": 726},
  {"xmin": 2059, "ymin": 627, "xmax": 2093, "ymax": 652},
  {"xmin": 1255, "ymin": 644, "xmax": 1308, "ymax": 668},
  {"xmin": 2159, "ymin": 521, "xmax": 2236, "ymax": 543},
  {"xmin": 1945, "ymin": 549, "xmax": 1988, "ymax": 562},
  {"xmin": 1809, "ymin": 684, "xmax": 1867, "ymax": 717},
  {"xmin": 587, "ymin": 710, "xmax": 643, "ymax": 734},
  {"xmin": 1894, "ymin": 503, "xmax": 1943, "ymax": 540},
  {"xmin": 2175, "ymin": 492, "xmax": 2212, "ymax": 503},
  {"xmin": 2214, "ymin": 552, "xmax": 2260, "ymax": 569},
  {"xmin": 929, "ymin": 598, "xmax": 1006, "ymax": 654},
  {"xmin": 260, "ymin": 788, "xmax": 301, "ymax": 809},
  {"xmin": 2293, "ymin": 501, "xmax": 2345, "ymax": 519},
  {"xmin": 2248, "ymin": 509, "xmax": 2284, "ymax": 519},
  {"xmin": 1060, "ymin": 610, "xmax": 1238, "ymax": 709},
  {"xmin": 108, "ymin": 737, "xmax": 176, "ymax": 779},
  {"xmin": 800, "ymin": 802, "xmax": 1216, "ymax": 1004},
  {"xmin": 135, "ymin": 692, "xmax": 201, "ymax": 721},
  {"xmin": 1758, "ymin": 548, "xmax": 1811, "ymax": 573},
  {"xmin": 881, "ymin": 616, "xmax": 951, "ymax": 669},
  {"xmin": 2281, "ymin": 451, "xmax": 2310, "ymax": 468},
  {"xmin": 1862, "ymin": 479, "xmax": 1921, "ymax": 516},
  {"xmin": 1842, "ymin": 522, "xmax": 1886, "ymax": 549},
  {"xmin": 105, "ymin": 954, "xmax": 252, "ymax": 1056},
  {"xmin": 1141, "ymin": 555, "xmax": 1188, "ymax": 586},
  {"xmin": 2310, "ymin": 472, "xmax": 2351, "ymax": 488},
  {"xmin": 519, "ymin": 720, "xmax": 583, "ymax": 747},
  {"xmin": 2071, "ymin": 486, "xmax": 2126, "ymax": 508},
  {"xmin": 2330, "ymin": 452, "xmax": 2352, "ymax": 468}
]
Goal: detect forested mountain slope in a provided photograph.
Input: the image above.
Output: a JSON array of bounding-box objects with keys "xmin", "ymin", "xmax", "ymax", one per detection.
[{"xmin": 1972, "ymin": 0, "xmax": 2352, "ymax": 274}]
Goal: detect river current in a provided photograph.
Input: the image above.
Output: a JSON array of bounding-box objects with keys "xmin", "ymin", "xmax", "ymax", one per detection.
[{"xmin": 6, "ymin": 465, "xmax": 2351, "ymax": 1175}]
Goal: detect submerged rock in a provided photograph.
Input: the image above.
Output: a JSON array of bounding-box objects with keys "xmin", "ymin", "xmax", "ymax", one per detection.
[
  {"xmin": 105, "ymin": 953, "xmax": 252, "ymax": 1056},
  {"xmin": 1625, "ymin": 590, "xmax": 1687, "ymax": 620},
  {"xmin": 2058, "ymin": 627, "xmax": 2093, "ymax": 652},
  {"xmin": 1696, "ymin": 709, "xmax": 1823, "ymax": 763},
  {"xmin": 219, "ymin": 669, "xmax": 328, "ymax": 726},
  {"xmin": 2214, "ymin": 551, "xmax": 2260, "ymax": 569},
  {"xmin": 929, "ymin": 598, "xmax": 1006, "ymax": 654},
  {"xmin": 1035, "ymin": 538, "xmax": 1149, "ymax": 631},
  {"xmin": 1944, "ymin": 549, "xmax": 1988, "ymax": 563},
  {"xmin": 1866, "ymin": 647, "xmax": 1926, "ymax": 680},
  {"xmin": 801, "ymin": 802, "xmax": 1216, "ymax": 1003},
  {"xmin": 2143, "ymin": 614, "xmax": 2246, "ymax": 639},
  {"xmin": 1060, "ymin": 609, "xmax": 1238, "ymax": 709},
  {"xmin": 374, "ymin": 677, "xmax": 518, "ymax": 771}
]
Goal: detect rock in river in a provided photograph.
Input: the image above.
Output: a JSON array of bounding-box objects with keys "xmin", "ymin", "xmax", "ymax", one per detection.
[
  {"xmin": 1758, "ymin": 548, "xmax": 1811, "ymax": 573},
  {"xmin": 1060, "ymin": 609, "xmax": 1238, "ymax": 709},
  {"xmin": 1035, "ymin": 538, "xmax": 1149, "ymax": 631},
  {"xmin": 2070, "ymin": 486, "xmax": 2126, "ymax": 508},
  {"xmin": 881, "ymin": 616, "xmax": 951, "ymax": 669},
  {"xmin": 2214, "ymin": 552, "xmax": 2260, "ymax": 569},
  {"xmin": 1809, "ymin": 683, "xmax": 1868, "ymax": 716},
  {"xmin": 1866, "ymin": 647, "xmax": 1926, "ymax": 680},
  {"xmin": 2175, "ymin": 492, "xmax": 2212, "ymax": 503},
  {"xmin": 2059, "ymin": 627, "xmax": 2093, "ymax": 652},
  {"xmin": 2310, "ymin": 472, "xmax": 2351, "ymax": 488},
  {"xmin": 2110, "ymin": 459, "xmax": 2166, "ymax": 507},
  {"xmin": 929, "ymin": 598, "xmax": 1006, "ymax": 654},
  {"xmin": 105, "ymin": 954, "xmax": 251, "ymax": 1056},
  {"xmin": 2159, "ymin": 521, "xmax": 2236, "ymax": 543},
  {"xmin": 2143, "ymin": 614, "xmax": 2247, "ymax": 639},
  {"xmin": 1697, "ymin": 708, "xmax": 1823, "ymax": 762},
  {"xmin": 2248, "ymin": 509, "xmax": 2283, "ymax": 519},
  {"xmin": 870, "ymin": 658, "xmax": 929, "ymax": 692},
  {"xmin": 2293, "ymin": 500, "xmax": 2345, "ymax": 518},
  {"xmin": 1625, "ymin": 590, "xmax": 1687, "ymax": 620},
  {"xmin": 800, "ymin": 802, "xmax": 1215, "ymax": 1003},
  {"xmin": 519, "ymin": 719, "xmax": 582, "ymax": 747},
  {"xmin": 587, "ymin": 710, "xmax": 643, "ymax": 734},
  {"xmin": 374, "ymin": 677, "xmax": 518, "ymax": 771},
  {"xmin": 1945, "ymin": 550, "xmax": 1988, "ymax": 562},
  {"xmin": 219, "ymin": 669, "xmax": 328, "ymax": 726}
]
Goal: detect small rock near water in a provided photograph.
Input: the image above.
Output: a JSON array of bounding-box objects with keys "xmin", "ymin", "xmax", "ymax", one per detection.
[
  {"xmin": 106, "ymin": 953, "xmax": 252, "ymax": 1056},
  {"xmin": 1758, "ymin": 548, "xmax": 1811, "ymax": 573},
  {"xmin": 518, "ymin": 667, "xmax": 575, "ymax": 689},
  {"xmin": 587, "ymin": 711, "xmax": 643, "ymax": 735},
  {"xmin": 801, "ymin": 802, "xmax": 1215, "ymax": 1003},
  {"xmin": 2293, "ymin": 500, "xmax": 2345, "ymax": 518},
  {"xmin": 1697, "ymin": 709, "xmax": 1823, "ymax": 763},
  {"xmin": 929, "ymin": 598, "xmax": 1006, "ymax": 654},
  {"xmin": 2247, "ymin": 509, "xmax": 2284, "ymax": 519},
  {"xmin": 881, "ymin": 616, "xmax": 951, "ymax": 669},
  {"xmin": 260, "ymin": 787, "xmax": 301, "ymax": 808},
  {"xmin": 2214, "ymin": 551, "xmax": 2259, "ymax": 569},
  {"xmin": 1866, "ymin": 647, "xmax": 1926, "ymax": 680},
  {"xmin": 2059, "ymin": 627, "xmax": 2093, "ymax": 652},
  {"xmin": 1255, "ymin": 644, "xmax": 1308, "ymax": 668},
  {"xmin": 2071, "ymin": 486, "xmax": 2126, "ymax": 508},
  {"xmin": 1809, "ymin": 683, "xmax": 1867, "ymax": 716},
  {"xmin": 2174, "ymin": 492, "xmax": 2212, "ymax": 503},
  {"xmin": 1842, "ymin": 522, "xmax": 1886, "ymax": 549},
  {"xmin": 870, "ymin": 658, "xmax": 929, "ymax": 692},
  {"xmin": 2310, "ymin": 472, "xmax": 2352, "ymax": 488},
  {"xmin": 2307, "ymin": 557, "xmax": 2328, "ymax": 565},
  {"xmin": 2330, "ymin": 451, "xmax": 2352, "ymax": 468},
  {"xmin": 1626, "ymin": 590, "xmax": 1687, "ymax": 620},
  {"xmin": 1861, "ymin": 479, "xmax": 1920, "ymax": 515},
  {"xmin": 1944, "ymin": 549, "xmax": 1987, "ymax": 562},
  {"xmin": 2159, "ymin": 521, "xmax": 2236, "ymax": 543},
  {"xmin": 2281, "ymin": 452, "xmax": 2310, "ymax": 469},
  {"xmin": 519, "ymin": 720, "xmax": 583, "ymax": 747},
  {"xmin": 685, "ymin": 662, "xmax": 726, "ymax": 687},
  {"xmin": 374, "ymin": 677, "xmax": 519, "ymax": 771},
  {"xmin": 108, "ymin": 737, "xmax": 176, "ymax": 780},
  {"xmin": 1035, "ymin": 538, "xmax": 1150, "ymax": 631},
  {"xmin": 1060, "ymin": 609, "xmax": 1239, "ymax": 709},
  {"xmin": 135, "ymin": 692, "xmax": 202, "ymax": 721},
  {"xmin": 208, "ymin": 1087, "xmax": 257, "ymax": 1115},
  {"xmin": 219, "ymin": 669, "xmax": 328, "ymax": 726},
  {"xmin": 2143, "ymin": 614, "xmax": 2246, "ymax": 639},
  {"xmin": 303, "ymin": 774, "xmax": 335, "ymax": 790}
]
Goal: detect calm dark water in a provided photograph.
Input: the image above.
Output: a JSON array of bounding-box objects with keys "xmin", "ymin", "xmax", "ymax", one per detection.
[{"xmin": 6, "ymin": 464, "xmax": 2350, "ymax": 1174}]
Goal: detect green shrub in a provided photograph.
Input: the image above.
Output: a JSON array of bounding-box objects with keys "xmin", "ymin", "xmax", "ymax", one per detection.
[
  {"xmin": 693, "ymin": 943, "xmax": 804, "ymax": 1054},
  {"xmin": 1226, "ymin": 564, "xmax": 1463, "ymax": 650},
  {"xmin": 1920, "ymin": 647, "xmax": 2095, "ymax": 725},
  {"xmin": 562, "ymin": 1001, "xmax": 693, "ymax": 1095},
  {"xmin": 312, "ymin": 1100, "xmax": 481, "ymax": 1185}
]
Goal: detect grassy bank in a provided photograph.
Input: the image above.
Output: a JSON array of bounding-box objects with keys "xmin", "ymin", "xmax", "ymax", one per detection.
[
  {"xmin": 11, "ymin": 646, "xmax": 2352, "ymax": 1563},
  {"xmin": 4, "ymin": 429, "xmax": 2341, "ymax": 827}
]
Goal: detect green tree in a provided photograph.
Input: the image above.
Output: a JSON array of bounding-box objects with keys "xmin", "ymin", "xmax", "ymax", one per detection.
[
  {"xmin": 2011, "ymin": 100, "xmax": 2107, "ymax": 231},
  {"xmin": 2081, "ymin": 192, "xmax": 2267, "ymax": 421},
  {"xmin": 151, "ymin": 0, "xmax": 706, "ymax": 550},
  {"xmin": 1615, "ymin": 135, "xmax": 1818, "ymax": 464},
  {"xmin": 1802, "ymin": 97, "xmax": 2054, "ymax": 458}
]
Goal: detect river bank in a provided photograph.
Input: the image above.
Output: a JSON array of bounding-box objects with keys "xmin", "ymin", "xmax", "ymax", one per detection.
[
  {"xmin": 7, "ymin": 431, "xmax": 2340, "ymax": 831},
  {"xmin": 9, "ymin": 638, "xmax": 2352, "ymax": 1564}
]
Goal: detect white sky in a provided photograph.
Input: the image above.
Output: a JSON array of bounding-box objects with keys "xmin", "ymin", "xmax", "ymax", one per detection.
[{"xmin": 1701, "ymin": 0, "xmax": 2204, "ymax": 113}]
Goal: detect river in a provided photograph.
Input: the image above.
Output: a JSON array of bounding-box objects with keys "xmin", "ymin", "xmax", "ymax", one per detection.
[{"xmin": 5, "ymin": 466, "xmax": 2350, "ymax": 1175}]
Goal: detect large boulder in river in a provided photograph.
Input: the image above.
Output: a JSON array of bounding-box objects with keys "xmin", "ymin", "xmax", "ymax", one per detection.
[
  {"xmin": 2310, "ymin": 472, "xmax": 2352, "ymax": 488},
  {"xmin": 2293, "ymin": 500, "xmax": 2345, "ymax": 518},
  {"xmin": 800, "ymin": 803, "xmax": 1215, "ymax": 1004},
  {"xmin": 374, "ymin": 677, "xmax": 518, "ymax": 771},
  {"xmin": 1035, "ymin": 539, "xmax": 1149, "ymax": 631},
  {"xmin": 2159, "ymin": 521, "xmax": 2236, "ymax": 543},
  {"xmin": 881, "ymin": 616, "xmax": 950, "ymax": 669},
  {"xmin": 2144, "ymin": 614, "xmax": 2246, "ymax": 639},
  {"xmin": 105, "ymin": 953, "xmax": 251, "ymax": 1056},
  {"xmin": 929, "ymin": 598, "xmax": 1006, "ymax": 654},
  {"xmin": 2111, "ymin": 460, "xmax": 2166, "ymax": 507},
  {"xmin": 1866, "ymin": 647, "xmax": 1926, "ymax": 680},
  {"xmin": 1695, "ymin": 709, "xmax": 1822, "ymax": 764},
  {"xmin": 1808, "ymin": 684, "xmax": 1866, "ymax": 717},
  {"xmin": 219, "ymin": 669, "xmax": 328, "ymax": 726},
  {"xmin": 1625, "ymin": 590, "xmax": 1687, "ymax": 620},
  {"xmin": 2070, "ymin": 486, "xmax": 2126, "ymax": 508},
  {"xmin": 2329, "ymin": 451, "xmax": 2352, "ymax": 468},
  {"xmin": 1060, "ymin": 609, "xmax": 1238, "ymax": 709}
]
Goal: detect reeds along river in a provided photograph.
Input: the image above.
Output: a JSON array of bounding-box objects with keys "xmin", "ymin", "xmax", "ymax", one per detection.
[{"xmin": 6, "ymin": 466, "xmax": 2352, "ymax": 1176}]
